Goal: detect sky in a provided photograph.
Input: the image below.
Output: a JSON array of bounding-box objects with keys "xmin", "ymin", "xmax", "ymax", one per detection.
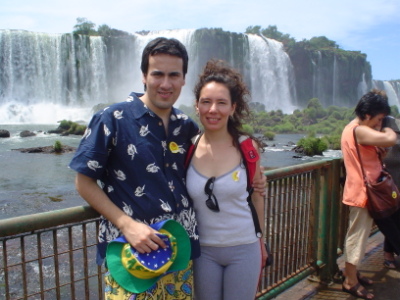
[{"xmin": 1, "ymin": 0, "xmax": 399, "ymax": 81}]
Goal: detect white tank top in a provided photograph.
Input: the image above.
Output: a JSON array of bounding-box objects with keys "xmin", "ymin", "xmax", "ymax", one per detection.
[{"xmin": 186, "ymin": 163, "xmax": 258, "ymax": 247}]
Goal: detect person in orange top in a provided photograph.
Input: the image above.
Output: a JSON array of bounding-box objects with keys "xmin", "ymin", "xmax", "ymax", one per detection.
[{"xmin": 341, "ymin": 89, "xmax": 396, "ymax": 300}]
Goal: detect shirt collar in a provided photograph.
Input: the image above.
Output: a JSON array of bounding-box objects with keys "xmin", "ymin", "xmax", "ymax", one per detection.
[{"xmin": 127, "ymin": 92, "xmax": 182, "ymax": 122}]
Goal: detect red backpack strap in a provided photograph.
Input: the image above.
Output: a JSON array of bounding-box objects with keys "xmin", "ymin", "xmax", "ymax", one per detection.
[
  {"xmin": 238, "ymin": 135, "xmax": 259, "ymax": 188},
  {"xmin": 184, "ymin": 134, "xmax": 202, "ymax": 169},
  {"xmin": 239, "ymin": 135, "xmax": 262, "ymax": 238}
]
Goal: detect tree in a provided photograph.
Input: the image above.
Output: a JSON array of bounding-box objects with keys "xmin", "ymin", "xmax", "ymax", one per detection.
[
  {"xmin": 309, "ymin": 36, "xmax": 338, "ymax": 49},
  {"xmin": 97, "ymin": 24, "xmax": 113, "ymax": 37},
  {"xmin": 245, "ymin": 25, "xmax": 261, "ymax": 34},
  {"xmin": 73, "ymin": 17, "xmax": 97, "ymax": 36}
]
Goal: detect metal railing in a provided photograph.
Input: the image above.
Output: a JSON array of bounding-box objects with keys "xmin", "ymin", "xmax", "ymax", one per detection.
[
  {"xmin": 0, "ymin": 207, "xmax": 103, "ymax": 299},
  {"xmin": 1, "ymin": 158, "xmax": 345, "ymax": 300},
  {"xmin": 257, "ymin": 158, "xmax": 343, "ymax": 299}
]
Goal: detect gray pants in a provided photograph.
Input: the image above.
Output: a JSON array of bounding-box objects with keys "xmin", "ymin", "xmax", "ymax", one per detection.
[{"xmin": 193, "ymin": 241, "xmax": 262, "ymax": 300}]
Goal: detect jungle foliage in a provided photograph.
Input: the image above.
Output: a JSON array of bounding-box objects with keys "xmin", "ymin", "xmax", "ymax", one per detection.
[
  {"xmin": 73, "ymin": 17, "xmax": 130, "ymax": 37},
  {"xmin": 179, "ymin": 97, "xmax": 400, "ymax": 154},
  {"xmin": 246, "ymin": 98, "xmax": 400, "ymax": 152},
  {"xmin": 57, "ymin": 120, "xmax": 87, "ymax": 135},
  {"xmin": 245, "ymin": 25, "xmax": 339, "ymax": 52}
]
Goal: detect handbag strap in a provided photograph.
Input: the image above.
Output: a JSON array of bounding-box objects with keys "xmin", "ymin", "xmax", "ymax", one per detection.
[{"xmin": 352, "ymin": 127, "xmax": 384, "ymax": 185}]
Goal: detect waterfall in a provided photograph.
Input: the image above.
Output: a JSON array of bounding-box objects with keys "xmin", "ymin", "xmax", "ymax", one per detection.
[
  {"xmin": 373, "ymin": 80, "xmax": 400, "ymax": 109},
  {"xmin": 383, "ymin": 81, "xmax": 400, "ymax": 107},
  {"xmin": 247, "ymin": 34, "xmax": 297, "ymax": 113},
  {"xmin": 0, "ymin": 29, "xmax": 300, "ymax": 124},
  {"xmin": 0, "ymin": 30, "xmax": 108, "ymax": 123},
  {"xmin": 332, "ymin": 55, "xmax": 338, "ymax": 106},
  {"xmin": 357, "ymin": 73, "xmax": 368, "ymax": 99}
]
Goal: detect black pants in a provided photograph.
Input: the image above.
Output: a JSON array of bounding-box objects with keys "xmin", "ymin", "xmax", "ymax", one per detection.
[{"xmin": 375, "ymin": 208, "xmax": 400, "ymax": 255}]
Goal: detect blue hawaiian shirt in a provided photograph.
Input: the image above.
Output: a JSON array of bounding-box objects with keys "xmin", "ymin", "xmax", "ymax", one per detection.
[{"xmin": 69, "ymin": 92, "xmax": 200, "ymax": 263}]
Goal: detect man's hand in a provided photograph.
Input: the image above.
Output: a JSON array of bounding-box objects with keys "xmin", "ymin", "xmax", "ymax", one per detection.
[
  {"xmin": 120, "ymin": 220, "xmax": 167, "ymax": 253},
  {"xmin": 253, "ymin": 165, "xmax": 267, "ymax": 196}
]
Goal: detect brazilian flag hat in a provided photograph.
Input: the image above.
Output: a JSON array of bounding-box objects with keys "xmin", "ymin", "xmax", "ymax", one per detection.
[{"xmin": 106, "ymin": 219, "xmax": 191, "ymax": 293}]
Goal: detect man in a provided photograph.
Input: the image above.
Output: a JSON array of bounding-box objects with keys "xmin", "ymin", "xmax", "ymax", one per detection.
[{"xmin": 70, "ymin": 37, "xmax": 266, "ymax": 299}]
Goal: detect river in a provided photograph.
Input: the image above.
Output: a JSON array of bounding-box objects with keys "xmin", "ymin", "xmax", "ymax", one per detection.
[{"xmin": 0, "ymin": 124, "xmax": 342, "ymax": 219}]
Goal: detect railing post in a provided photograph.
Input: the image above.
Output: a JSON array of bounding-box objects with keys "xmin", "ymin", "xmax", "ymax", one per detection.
[
  {"xmin": 327, "ymin": 158, "xmax": 341, "ymax": 277},
  {"xmin": 313, "ymin": 167, "xmax": 326, "ymax": 272},
  {"xmin": 312, "ymin": 158, "xmax": 342, "ymax": 283}
]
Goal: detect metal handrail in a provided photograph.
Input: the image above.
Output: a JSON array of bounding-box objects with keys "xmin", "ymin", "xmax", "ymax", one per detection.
[{"xmin": 0, "ymin": 158, "xmax": 345, "ymax": 300}]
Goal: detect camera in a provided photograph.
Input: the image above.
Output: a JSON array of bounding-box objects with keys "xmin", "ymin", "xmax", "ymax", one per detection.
[{"xmin": 381, "ymin": 116, "xmax": 392, "ymax": 129}]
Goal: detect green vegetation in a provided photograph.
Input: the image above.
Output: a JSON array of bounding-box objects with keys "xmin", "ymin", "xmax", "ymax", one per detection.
[
  {"xmin": 180, "ymin": 97, "xmax": 400, "ymax": 153},
  {"xmin": 246, "ymin": 25, "xmax": 339, "ymax": 53},
  {"xmin": 57, "ymin": 120, "xmax": 87, "ymax": 135},
  {"xmin": 54, "ymin": 140, "xmax": 62, "ymax": 153},
  {"xmin": 263, "ymin": 131, "xmax": 275, "ymax": 141},
  {"xmin": 296, "ymin": 134, "xmax": 328, "ymax": 156},
  {"xmin": 245, "ymin": 98, "xmax": 400, "ymax": 153},
  {"xmin": 73, "ymin": 17, "xmax": 130, "ymax": 37}
]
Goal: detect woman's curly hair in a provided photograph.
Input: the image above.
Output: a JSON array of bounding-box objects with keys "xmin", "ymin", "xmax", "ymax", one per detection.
[{"xmin": 194, "ymin": 59, "xmax": 261, "ymax": 148}]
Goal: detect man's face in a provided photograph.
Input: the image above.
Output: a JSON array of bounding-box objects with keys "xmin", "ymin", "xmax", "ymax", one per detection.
[{"xmin": 141, "ymin": 54, "xmax": 185, "ymax": 115}]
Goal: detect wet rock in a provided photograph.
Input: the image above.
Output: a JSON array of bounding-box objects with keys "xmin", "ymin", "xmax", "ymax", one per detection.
[
  {"xmin": 292, "ymin": 145, "xmax": 306, "ymax": 154},
  {"xmin": 12, "ymin": 145, "xmax": 76, "ymax": 154},
  {"xmin": 20, "ymin": 130, "xmax": 36, "ymax": 138},
  {"xmin": 0, "ymin": 129, "xmax": 10, "ymax": 138}
]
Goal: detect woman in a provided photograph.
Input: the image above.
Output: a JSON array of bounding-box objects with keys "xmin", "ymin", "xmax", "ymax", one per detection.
[
  {"xmin": 186, "ymin": 60, "xmax": 267, "ymax": 300},
  {"xmin": 341, "ymin": 89, "xmax": 396, "ymax": 299}
]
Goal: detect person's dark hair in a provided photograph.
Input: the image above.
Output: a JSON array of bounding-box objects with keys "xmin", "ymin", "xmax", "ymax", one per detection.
[
  {"xmin": 354, "ymin": 89, "xmax": 391, "ymax": 120},
  {"xmin": 194, "ymin": 59, "xmax": 261, "ymax": 148},
  {"xmin": 141, "ymin": 37, "xmax": 188, "ymax": 76}
]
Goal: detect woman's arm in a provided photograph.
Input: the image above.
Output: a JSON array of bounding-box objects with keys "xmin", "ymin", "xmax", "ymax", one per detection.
[{"xmin": 355, "ymin": 125, "xmax": 396, "ymax": 147}]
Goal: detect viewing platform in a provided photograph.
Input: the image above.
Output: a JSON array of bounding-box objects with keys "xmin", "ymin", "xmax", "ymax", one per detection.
[
  {"xmin": 276, "ymin": 231, "xmax": 400, "ymax": 299},
  {"xmin": 1, "ymin": 158, "xmax": 399, "ymax": 299}
]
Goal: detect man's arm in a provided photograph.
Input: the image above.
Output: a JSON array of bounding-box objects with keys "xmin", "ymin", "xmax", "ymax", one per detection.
[
  {"xmin": 75, "ymin": 173, "xmax": 165, "ymax": 253},
  {"xmin": 251, "ymin": 154, "xmax": 268, "ymax": 267}
]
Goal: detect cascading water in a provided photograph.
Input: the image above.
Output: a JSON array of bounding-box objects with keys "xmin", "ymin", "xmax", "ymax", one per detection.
[
  {"xmin": 357, "ymin": 73, "xmax": 369, "ymax": 99},
  {"xmin": 0, "ymin": 30, "xmax": 109, "ymax": 123},
  {"xmin": 373, "ymin": 80, "xmax": 400, "ymax": 107},
  {"xmin": 332, "ymin": 55, "xmax": 338, "ymax": 106},
  {"xmin": 312, "ymin": 51, "xmax": 323, "ymax": 102},
  {"xmin": 2, "ymin": 27, "xmax": 390, "ymax": 124},
  {"xmin": 383, "ymin": 81, "xmax": 400, "ymax": 107},
  {"xmin": 0, "ymin": 29, "xmax": 300, "ymax": 124},
  {"xmin": 247, "ymin": 34, "xmax": 297, "ymax": 113}
]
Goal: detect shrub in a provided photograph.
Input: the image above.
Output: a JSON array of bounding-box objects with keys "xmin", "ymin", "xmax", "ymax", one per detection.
[
  {"xmin": 242, "ymin": 124, "xmax": 254, "ymax": 135},
  {"xmin": 54, "ymin": 140, "xmax": 62, "ymax": 153},
  {"xmin": 322, "ymin": 134, "xmax": 341, "ymax": 150},
  {"xmin": 297, "ymin": 137, "xmax": 328, "ymax": 156},
  {"xmin": 263, "ymin": 131, "xmax": 275, "ymax": 141},
  {"xmin": 272, "ymin": 122, "xmax": 295, "ymax": 133},
  {"xmin": 58, "ymin": 120, "xmax": 73, "ymax": 130}
]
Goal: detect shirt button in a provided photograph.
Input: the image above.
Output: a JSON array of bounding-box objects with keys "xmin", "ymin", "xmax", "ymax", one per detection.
[
  {"xmin": 158, "ymin": 121, "xmax": 163, "ymax": 126},
  {"xmin": 165, "ymin": 163, "xmax": 169, "ymax": 167},
  {"xmin": 176, "ymin": 204, "xmax": 180, "ymax": 207}
]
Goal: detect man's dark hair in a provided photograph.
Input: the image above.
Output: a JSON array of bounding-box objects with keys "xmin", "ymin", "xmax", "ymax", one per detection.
[
  {"xmin": 354, "ymin": 89, "xmax": 391, "ymax": 120},
  {"xmin": 141, "ymin": 37, "xmax": 189, "ymax": 76}
]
